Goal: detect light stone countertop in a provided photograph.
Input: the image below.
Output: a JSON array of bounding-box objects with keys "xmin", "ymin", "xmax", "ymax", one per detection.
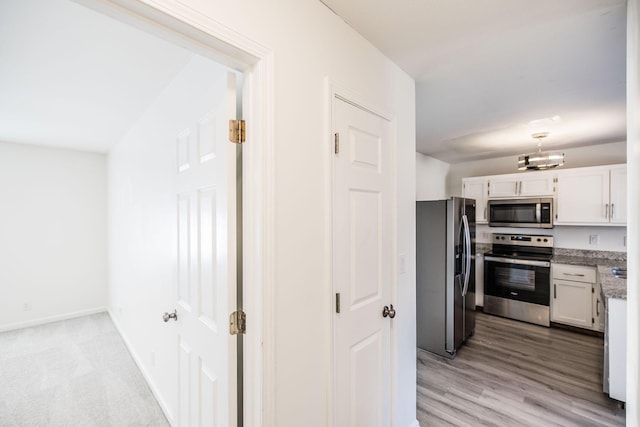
[
  {"xmin": 552, "ymin": 252, "xmax": 627, "ymax": 300},
  {"xmin": 597, "ymin": 265, "xmax": 627, "ymax": 300}
]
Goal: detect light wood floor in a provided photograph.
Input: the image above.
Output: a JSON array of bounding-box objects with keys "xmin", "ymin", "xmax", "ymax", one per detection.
[{"xmin": 417, "ymin": 312, "xmax": 625, "ymax": 426}]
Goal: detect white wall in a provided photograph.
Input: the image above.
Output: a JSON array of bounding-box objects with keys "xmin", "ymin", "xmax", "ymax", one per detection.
[
  {"xmin": 108, "ymin": 55, "xmax": 229, "ymax": 418},
  {"xmin": 476, "ymin": 224, "xmax": 627, "ymax": 252},
  {"xmin": 0, "ymin": 142, "xmax": 107, "ymax": 331},
  {"xmin": 105, "ymin": 1, "xmax": 417, "ymax": 426},
  {"xmin": 416, "ymin": 152, "xmax": 450, "ymax": 200},
  {"xmin": 103, "ymin": 1, "xmax": 417, "ymax": 425},
  {"xmin": 626, "ymin": 0, "xmax": 640, "ymax": 422},
  {"xmin": 446, "ymin": 141, "xmax": 626, "ymax": 196}
]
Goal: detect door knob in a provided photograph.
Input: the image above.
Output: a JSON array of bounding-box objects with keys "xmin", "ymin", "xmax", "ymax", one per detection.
[
  {"xmin": 382, "ymin": 304, "xmax": 396, "ymax": 319},
  {"xmin": 163, "ymin": 310, "xmax": 178, "ymax": 322}
]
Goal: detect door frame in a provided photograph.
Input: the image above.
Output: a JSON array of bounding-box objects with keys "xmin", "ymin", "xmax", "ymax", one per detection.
[
  {"xmin": 75, "ymin": 0, "xmax": 274, "ymax": 425},
  {"xmin": 326, "ymin": 78, "xmax": 399, "ymax": 425}
]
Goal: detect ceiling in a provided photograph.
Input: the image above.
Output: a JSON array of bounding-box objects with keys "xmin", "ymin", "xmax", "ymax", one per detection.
[
  {"xmin": 320, "ymin": 0, "xmax": 627, "ymax": 164},
  {"xmin": 1, "ymin": 0, "xmax": 628, "ymax": 160},
  {"xmin": 0, "ymin": 0, "xmax": 193, "ymax": 153}
]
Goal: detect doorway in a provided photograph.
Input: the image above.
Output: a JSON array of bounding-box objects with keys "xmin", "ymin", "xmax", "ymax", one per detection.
[{"xmin": 0, "ymin": 0, "xmax": 271, "ymax": 425}]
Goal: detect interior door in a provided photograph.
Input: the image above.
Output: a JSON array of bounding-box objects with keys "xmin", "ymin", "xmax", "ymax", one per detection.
[
  {"xmin": 333, "ymin": 96, "xmax": 393, "ymax": 427},
  {"xmin": 175, "ymin": 71, "xmax": 239, "ymax": 427}
]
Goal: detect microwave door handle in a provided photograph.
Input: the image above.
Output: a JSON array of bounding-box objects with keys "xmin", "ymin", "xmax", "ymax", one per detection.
[
  {"xmin": 462, "ymin": 214, "xmax": 471, "ymax": 296},
  {"xmin": 535, "ymin": 203, "xmax": 541, "ymax": 223}
]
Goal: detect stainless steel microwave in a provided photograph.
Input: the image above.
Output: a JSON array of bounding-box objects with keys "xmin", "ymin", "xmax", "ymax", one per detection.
[{"xmin": 488, "ymin": 198, "xmax": 553, "ymax": 228}]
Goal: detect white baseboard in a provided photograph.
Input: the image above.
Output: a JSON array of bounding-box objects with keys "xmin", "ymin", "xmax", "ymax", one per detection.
[
  {"xmin": 0, "ymin": 306, "xmax": 107, "ymax": 332},
  {"xmin": 107, "ymin": 309, "xmax": 174, "ymax": 426}
]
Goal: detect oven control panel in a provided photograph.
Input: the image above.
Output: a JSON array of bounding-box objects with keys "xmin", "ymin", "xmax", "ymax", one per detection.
[{"xmin": 492, "ymin": 233, "xmax": 553, "ymax": 248}]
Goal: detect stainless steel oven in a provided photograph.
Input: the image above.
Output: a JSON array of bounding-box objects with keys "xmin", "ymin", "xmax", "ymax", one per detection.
[
  {"xmin": 488, "ymin": 198, "xmax": 553, "ymax": 228},
  {"xmin": 484, "ymin": 234, "xmax": 552, "ymax": 326}
]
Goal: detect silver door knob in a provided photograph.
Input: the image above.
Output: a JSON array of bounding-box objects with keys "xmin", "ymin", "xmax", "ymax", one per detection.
[
  {"xmin": 382, "ymin": 304, "xmax": 396, "ymax": 319},
  {"xmin": 163, "ymin": 310, "xmax": 178, "ymax": 322}
]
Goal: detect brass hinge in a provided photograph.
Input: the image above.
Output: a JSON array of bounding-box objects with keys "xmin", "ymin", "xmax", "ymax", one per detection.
[
  {"xmin": 229, "ymin": 310, "xmax": 246, "ymax": 335},
  {"xmin": 334, "ymin": 133, "xmax": 340, "ymax": 154},
  {"xmin": 336, "ymin": 293, "xmax": 341, "ymax": 313},
  {"xmin": 229, "ymin": 119, "xmax": 246, "ymax": 144}
]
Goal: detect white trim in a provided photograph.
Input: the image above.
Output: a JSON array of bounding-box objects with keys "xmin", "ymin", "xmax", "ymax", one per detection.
[
  {"xmin": 77, "ymin": 1, "xmax": 274, "ymax": 425},
  {"xmin": 0, "ymin": 306, "xmax": 107, "ymax": 332},
  {"xmin": 108, "ymin": 309, "xmax": 174, "ymax": 425},
  {"xmin": 407, "ymin": 420, "xmax": 421, "ymax": 427},
  {"xmin": 326, "ymin": 78, "xmax": 398, "ymax": 426}
]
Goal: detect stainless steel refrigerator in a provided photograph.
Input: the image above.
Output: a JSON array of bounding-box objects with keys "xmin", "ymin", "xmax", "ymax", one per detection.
[{"xmin": 416, "ymin": 197, "xmax": 476, "ymax": 358}]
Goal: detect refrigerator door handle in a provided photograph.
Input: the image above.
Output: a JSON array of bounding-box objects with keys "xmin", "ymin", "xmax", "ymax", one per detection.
[{"xmin": 461, "ymin": 214, "xmax": 471, "ymax": 296}]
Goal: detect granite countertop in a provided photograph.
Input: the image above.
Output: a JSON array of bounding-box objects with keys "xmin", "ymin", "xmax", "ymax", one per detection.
[
  {"xmin": 596, "ymin": 265, "xmax": 627, "ymax": 300},
  {"xmin": 552, "ymin": 250, "xmax": 627, "ymax": 300}
]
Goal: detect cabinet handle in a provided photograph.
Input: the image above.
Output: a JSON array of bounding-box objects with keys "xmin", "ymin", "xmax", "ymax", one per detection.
[
  {"xmin": 611, "ymin": 203, "xmax": 615, "ymax": 219},
  {"xmin": 554, "ymin": 283, "xmax": 556, "ymax": 299},
  {"xmin": 562, "ymin": 272, "xmax": 585, "ymax": 277},
  {"xmin": 596, "ymin": 298, "xmax": 600, "ymax": 316},
  {"xmin": 484, "ymin": 207, "xmax": 487, "ymax": 220},
  {"xmin": 605, "ymin": 203, "xmax": 609, "ymax": 219}
]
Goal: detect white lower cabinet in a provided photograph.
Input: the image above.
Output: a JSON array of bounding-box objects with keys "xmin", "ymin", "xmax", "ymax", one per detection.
[{"xmin": 551, "ymin": 263, "xmax": 601, "ymax": 331}]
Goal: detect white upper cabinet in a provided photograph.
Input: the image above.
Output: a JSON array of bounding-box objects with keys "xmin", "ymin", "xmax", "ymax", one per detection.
[
  {"xmin": 488, "ymin": 172, "xmax": 554, "ymax": 198},
  {"xmin": 609, "ymin": 165, "xmax": 627, "ymax": 225},
  {"xmin": 555, "ymin": 164, "xmax": 625, "ymax": 226},
  {"xmin": 462, "ymin": 177, "xmax": 488, "ymax": 223}
]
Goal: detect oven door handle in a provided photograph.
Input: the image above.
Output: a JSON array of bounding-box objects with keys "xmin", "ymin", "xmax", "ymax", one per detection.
[
  {"xmin": 484, "ymin": 256, "xmax": 551, "ymax": 268},
  {"xmin": 462, "ymin": 214, "xmax": 471, "ymax": 296}
]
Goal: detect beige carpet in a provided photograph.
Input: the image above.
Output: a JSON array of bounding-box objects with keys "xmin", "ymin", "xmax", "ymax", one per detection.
[{"xmin": 0, "ymin": 312, "xmax": 168, "ymax": 426}]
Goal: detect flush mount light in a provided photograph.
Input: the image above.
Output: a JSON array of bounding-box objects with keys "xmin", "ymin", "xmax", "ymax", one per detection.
[{"xmin": 517, "ymin": 132, "xmax": 564, "ymax": 171}]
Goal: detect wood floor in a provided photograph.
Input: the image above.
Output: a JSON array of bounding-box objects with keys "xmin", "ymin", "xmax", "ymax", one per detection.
[{"xmin": 417, "ymin": 312, "xmax": 625, "ymax": 426}]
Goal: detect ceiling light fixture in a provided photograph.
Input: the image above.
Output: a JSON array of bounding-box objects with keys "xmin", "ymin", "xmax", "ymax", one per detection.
[{"xmin": 517, "ymin": 132, "xmax": 564, "ymax": 171}]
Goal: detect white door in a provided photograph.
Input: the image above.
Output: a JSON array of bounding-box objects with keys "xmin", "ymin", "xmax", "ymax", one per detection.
[
  {"xmin": 175, "ymin": 72, "xmax": 238, "ymax": 427},
  {"xmin": 333, "ymin": 96, "xmax": 394, "ymax": 427}
]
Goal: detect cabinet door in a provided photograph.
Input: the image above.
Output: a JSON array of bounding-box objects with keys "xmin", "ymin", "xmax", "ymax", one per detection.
[
  {"xmin": 488, "ymin": 176, "xmax": 519, "ymax": 198},
  {"xmin": 555, "ymin": 167, "xmax": 610, "ymax": 225},
  {"xmin": 519, "ymin": 173, "xmax": 554, "ymax": 197},
  {"xmin": 463, "ymin": 178, "xmax": 488, "ymax": 223},
  {"xmin": 609, "ymin": 166, "xmax": 626, "ymax": 225},
  {"xmin": 551, "ymin": 279, "xmax": 593, "ymax": 328}
]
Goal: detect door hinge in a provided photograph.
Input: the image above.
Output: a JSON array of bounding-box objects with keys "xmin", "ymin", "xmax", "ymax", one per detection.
[
  {"xmin": 592, "ymin": 317, "xmax": 595, "ymax": 324},
  {"xmin": 334, "ymin": 132, "xmax": 340, "ymax": 154},
  {"xmin": 592, "ymin": 286, "xmax": 595, "ymax": 293},
  {"xmin": 336, "ymin": 293, "xmax": 341, "ymax": 313},
  {"xmin": 229, "ymin": 310, "xmax": 246, "ymax": 335},
  {"xmin": 229, "ymin": 119, "xmax": 246, "ymax": 144}
]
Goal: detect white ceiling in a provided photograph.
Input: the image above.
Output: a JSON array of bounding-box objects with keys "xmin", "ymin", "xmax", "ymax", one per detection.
[
  {"xmin": 0, "ymin": 0, "xmax": 193, "ymax": 153},
  {"xmin": 1, "ymin": 0, "xmax": 628, "ymax": 160},
  {"xmin": 320, "ymin": 0, "xmax": 627, "ymax": 163}
]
